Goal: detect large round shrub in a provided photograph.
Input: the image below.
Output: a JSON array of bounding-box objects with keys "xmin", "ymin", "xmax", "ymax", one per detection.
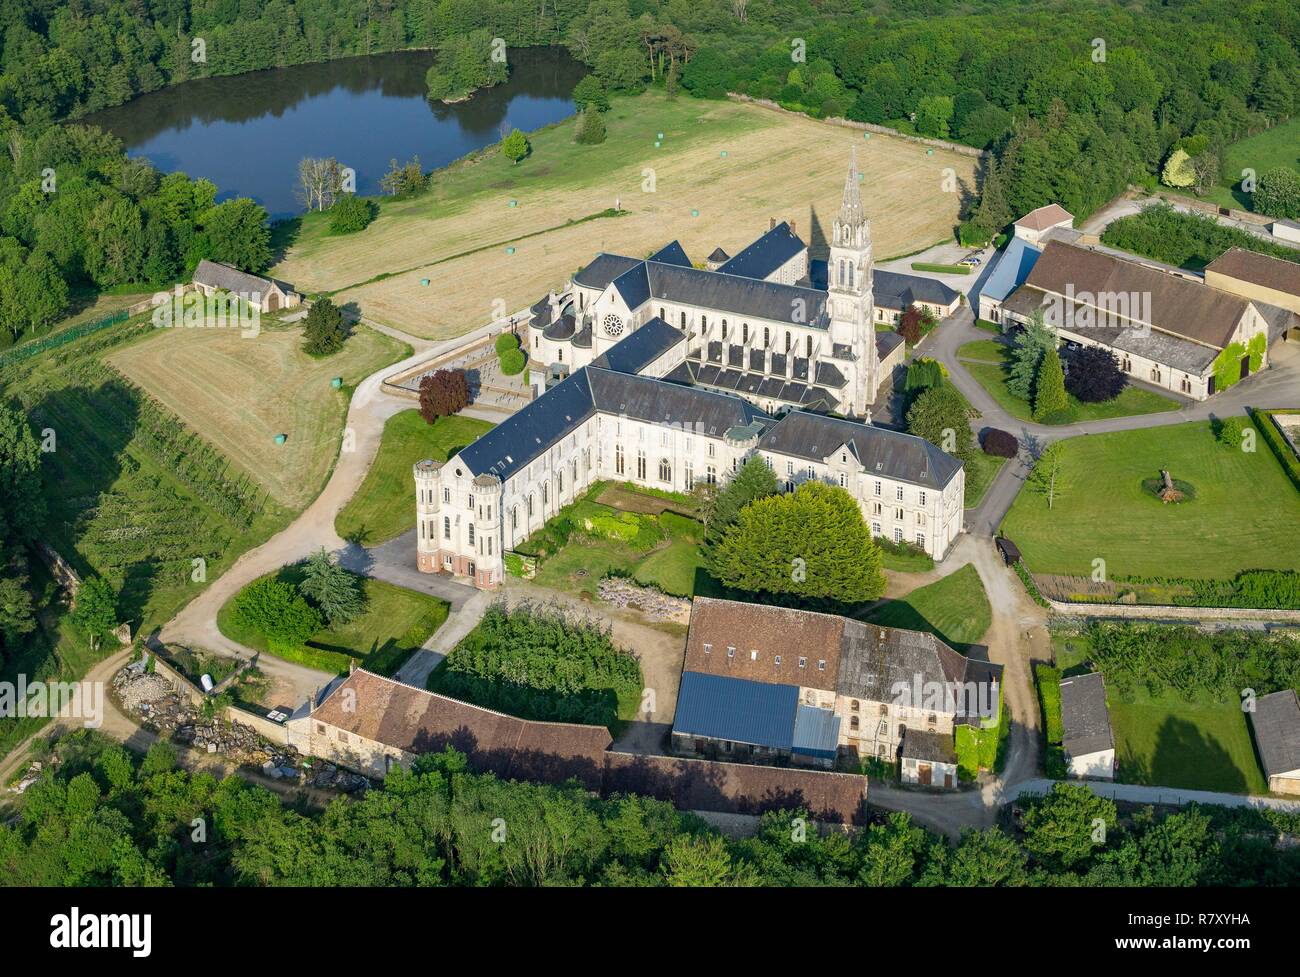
[
  {"xmin": 499, "ymin": 346, "xmax": 526, "ymax": 375},
  {"xmin": 981, "ymin": 428, "xmax": 1019, "ymax": 458},
  {"xmin": 495, "ymin": 332, "xmax": 519, "ymax": 355}
]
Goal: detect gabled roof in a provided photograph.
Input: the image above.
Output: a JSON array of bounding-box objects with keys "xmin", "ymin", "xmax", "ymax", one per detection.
[
  {"xmin": 649, "ymin": 240, "xmax": 693, "ymax": 268},
  {"xmin": 684, "ymin": 596, "xmax": 845, "ymax": 692},
  {"xmin": 836, "ymin": 619, "xmax": 983, "ymax": 709},
  {"xmin": 980, "ymin": 236, "xmax": 1042, "ymax": 304},
  {"xmin": 193, "ymin": 259, "xmax": 290, "ymax": 296},
  {"xmin": 590, "ymin": 317, "xmax": 686, "ymax": 374},
  {"xmin": 1251, "ymin": 689, "xmax": 1300, "ymax": 779},
  {"xmin": 1015, "ymin": 203, "xmax": 1074, "ymax": 232},
  {"xmin": 874, "ymin": 269, "xmax": 960, "ymax": 310},
  {"xmin": 717, "ymin": 221, "xmax": 806, "ymax": 280},
  {"xmin": 458, "ymin": 368, "xmax": 595, "ymax": 480},
  {"xmin": 586, "ymin": 366, "xmax": 770, "ymax": 436},
  {"xmin": 573, "ymin": 252, "xmax": 643, "ymax": 291},
  {"xmin": 757, "ymin": 410, "xmax": 963, "ymax": 490},
  {"xmin": 1059, "ymin": 672, "xmax": 1114, "ymax": 758},
  {"xmin": 708, "ymin": 247, "xmax": 730, "ymax": 262},
  {"xmin": 310, "ymin": 669, "xmax": 612, "ymax": 788},
  {"xmin": 672, "ymin": 671, "xmax": 799, "ymax": 751},
  {"xmin": 900, "ymin": 728, "xmax": 957, "ymax": 764},
  {"xmin": 1204, "ymin": 247, "xmax": 1300, "ymax": 298},
  {"xmin": 618, "ymin": 260, "xmax": 830, "ymax": 328},
  {"xmin": 1013, "ymin": 240, "xmax": 1249, "ymax": 349}
]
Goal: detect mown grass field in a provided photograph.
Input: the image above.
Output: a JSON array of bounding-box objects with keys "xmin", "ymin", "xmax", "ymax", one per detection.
[
  {"xmin": 108, "ymin": 323, "xmax": 410, "ymax": 509},
  {"xmin": 864, "ymin": 564, "xmax": 991, "ymax": 651},
  {"xmin": 955, "ymin": 340, "xmax": 1181, "ymax": 424},
  {"xmin": 335, "ymin": 410, "xmax": 494, "ymax": 545},
  {"xmin": 217, "ymin": 566, "xmax": 449, "ymax": 676},
  {"xmin": 1162, "ymin": 115, "xmax": 1300, "ymax": 213},
  {"xmin": 1002, "ymin": 421, "xmax": 1300, "ymax": 580},
  {"xmin": 273, "ymin": 91, "xmax": 977, "ymax": 339}
]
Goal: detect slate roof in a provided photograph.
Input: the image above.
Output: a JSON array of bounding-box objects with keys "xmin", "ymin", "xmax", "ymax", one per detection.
[
  {"xmin": 900, "ymin": 728, "xmax": 957, "ymax": 765},
  {"xmin": 758, "ymin": 410, "xmax": 964, "ymax": 490},
  {"xmin": 875, "ymin": 329, "xmax": 905, "ymax": 362},
  {"xmin": 649, "ymin": 240, "xmax": 693, "ymax": 268},
  {"xmin": 717, "ymin": 221, "xmax": 806, "ymax": 280},
  {"xmin": 193, "ymin": 259, "xmax": 291, "ymax": 296},
  {"xmin": 1059, "ymin": 672, "xmax": 1114, "ymax": 758},
  {"xmin": 980, "ymin": 236, "xmax": 1042, "ymax": 305},
  {"xmin": 589, "ymin": 317, "xmax": 686, "ymax": 374},
  {"xmin": 310, "ymin": 669, "xmax": 612, "ymax": 789},
  {"xmin": 1015, "ymin": 203, "xmax": 1074, "ymax": 232},
  {"xmin": 1250, "ymin": 689, "xmax": 1300, "ymax": 779},
  {"xmin": 672, "ymin": 671, "xmax": 799, "ymax": 750},
  {"xmin": 458, "ymin": 369, "xmax": 596, "ymax": 480},
  {"xmin": 573, "ymin": 252, "xmax": 643, "ymax": 291},
  {"xmin": 1012, "ymin": 240, "xmax": 1249, "ymax": 348},
  {"xmin": 614, "ymin": 259, "xmax": 829, "ymax": 328},
  {"xmin": 874, "ymin": 269, "xmax": 961, "ymax": 310},
  {"xmin": 708, "ymin": 247, "xmax": 730, "ymax": 262},
  {"xmin": 836, "ymin": 619, "xmax": 991, "ymax": 714},
  {"xmin": 1205, "ymin": 247, "xmax": 1300, "ymax": 298},
  {"xmin": 586, "ymin": 366, "xmax": 770, "ymax": 436}
]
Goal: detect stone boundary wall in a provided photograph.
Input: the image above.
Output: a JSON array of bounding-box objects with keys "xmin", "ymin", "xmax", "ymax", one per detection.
[
  {"xmin": 138, "ymin": 653, "xmax": 291, "ymax": 746},
  {"xmin": 1127, "ymin": 185, "xmax": 1274, "ymax": 227},
  {"xmin": 1044, "ymin": 597, "xmax": 1300, "ymax": 623},
  {"xmin": 728, "ymin": 94, "xmax": 988, "ymax": 160}
]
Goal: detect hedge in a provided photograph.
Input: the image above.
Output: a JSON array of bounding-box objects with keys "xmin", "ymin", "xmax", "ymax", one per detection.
[
  {"xmin": 1035, "ymin": 664, "xmax": 1067, "ymax": 779},
  {"xmin": 1251, "ymin": 407, "xmax": 1300, "ymax": 494},
  {"xmin": 910, "ymin": 261, "xmax": 970, "ymax": 275}
]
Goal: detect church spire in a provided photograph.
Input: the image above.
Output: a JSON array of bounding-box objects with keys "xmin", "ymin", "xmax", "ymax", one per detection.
[{"xmin": 839, "ymin": 144, "xmax": 864, "ymax": 227}]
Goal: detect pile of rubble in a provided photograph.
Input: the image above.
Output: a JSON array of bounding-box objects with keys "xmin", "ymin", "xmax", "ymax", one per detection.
[
  {"xmin": 597, "ymin": 577, "xmax": 691, "ymax": 623},
  {"xmin": 114, "ymin": 663, "xmax": 295, "ymax": 768},
  {"xmin": 308, "ymin": 762, "xmax": 370, "ymax": 793}
]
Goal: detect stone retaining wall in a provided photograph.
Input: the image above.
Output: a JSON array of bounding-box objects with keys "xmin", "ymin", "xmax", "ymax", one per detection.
[{"xmin": 1045, "ymin": 597, "xmax": 1300, "ymax": 623}]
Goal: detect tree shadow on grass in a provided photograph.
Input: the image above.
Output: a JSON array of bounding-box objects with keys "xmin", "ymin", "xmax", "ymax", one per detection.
[{"xmin": 1123, "ymin": 714, "xmax": 1248, "ymax": 794}]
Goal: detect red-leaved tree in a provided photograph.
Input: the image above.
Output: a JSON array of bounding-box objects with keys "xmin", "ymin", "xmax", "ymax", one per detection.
[{"xmin": 419, "ymin": 369, "xmax": 470, "ymax": 423}]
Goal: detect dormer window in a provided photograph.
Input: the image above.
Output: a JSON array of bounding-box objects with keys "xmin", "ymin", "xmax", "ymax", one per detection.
[
  {"xmin": 727, "ymin": 645, "xmax": 735, "ymax": 658},
  {"xmin": 703, "ymin": 642, "xmax": 712, "ymax": 654}
]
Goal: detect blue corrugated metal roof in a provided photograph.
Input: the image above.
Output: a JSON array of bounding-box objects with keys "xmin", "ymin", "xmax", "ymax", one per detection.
[
  {"xmin": 672, "ymin": 671, "xmax": 798, "ymax": 750},
  {"xmin": 792, "ymin": 705, "xmax": 841, "ymax": 759},
  {"xmin": 979, "ymin": 236, "xmax": 1041, "ymax": 304}
]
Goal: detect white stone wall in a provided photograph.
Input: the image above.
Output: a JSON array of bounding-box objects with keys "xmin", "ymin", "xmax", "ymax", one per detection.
[{"xmin": 1067, "ymin": 748, "xmax": 1115, "ymax": 781}]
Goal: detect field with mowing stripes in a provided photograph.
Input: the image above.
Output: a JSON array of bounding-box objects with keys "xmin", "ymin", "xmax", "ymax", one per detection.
[
  {"xmin": 108, "ymin": 324, "xmax": 410, "ymax": 509},
  {"xmin": 273, "ymin": 91, "xmax": 977, "ymax": 339}
]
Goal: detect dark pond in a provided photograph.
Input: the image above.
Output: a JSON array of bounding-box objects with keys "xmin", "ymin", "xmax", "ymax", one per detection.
[{"xmin": 85, "ymin": 48, "xmax": 585, "ymax": 219}]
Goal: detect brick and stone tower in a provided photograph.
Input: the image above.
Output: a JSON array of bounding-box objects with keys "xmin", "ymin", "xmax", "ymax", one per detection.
[
  {"xmin": 414, "ymin": 459, "xmax": 443, "ymax": 573},
  {"xmin": 471, "ymin": 473, "xmax": 504, "ymax": 588},
  {"xmin": 828, "ymin": 145, "xmax": 878, "ymax": 416}
]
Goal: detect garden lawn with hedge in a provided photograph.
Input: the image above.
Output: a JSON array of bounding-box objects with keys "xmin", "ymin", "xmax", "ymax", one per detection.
[
  {"xmin": 218, "ymin": 567, "xmax": 449, "ymax": 675},
  {"xmin": 1002, "ymin": 421, "xmax": 1300, "ymax": 581},
  {"xmin": 863, "ymin": 564, "xmax": 991, "ymax": 652},
  {"xmin": 335, "ymin": 409, "xmax": 493, "ymax": 545},
  {"xmin": 956, "ymin": 343, "xmax": 1179, "ymax": 423},
  {"xmin": 964, "ymin": 451, "xmax": 1007, "ymax": 510}
]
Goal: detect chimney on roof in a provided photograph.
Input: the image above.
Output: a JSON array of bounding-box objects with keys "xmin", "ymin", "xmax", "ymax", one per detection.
[
  {"xmin": 770, "ymin": 217, "xmax": 776, "ymax": 230},
  {"xmin": 789, "ymin": 219, "xmax": 797, "ymax": 237}
]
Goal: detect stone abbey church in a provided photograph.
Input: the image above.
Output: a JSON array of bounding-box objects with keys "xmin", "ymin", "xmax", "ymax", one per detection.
[{"xmin": 416, "ymin": 150, "xmax": 965, "ymax": 589}]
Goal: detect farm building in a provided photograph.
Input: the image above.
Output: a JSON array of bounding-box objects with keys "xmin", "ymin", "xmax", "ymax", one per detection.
[
  {"xmin": 192, "ymin": 259, "xmax": 301, "ymax": 314},
  {"xmin": 1058, "ymin": 672, "xmax": 1115, "ymax": 781},
  {"xmin": 1249, "ymin": 689, "xmax": 1300, "ymax": 795},
  {"xmin": 1203, "ymin": 247, "xmax": 1300, "ymax": 341},
  {"xmin": 899, "ymin": 728, "xmax": 959, "ymax": 788}
]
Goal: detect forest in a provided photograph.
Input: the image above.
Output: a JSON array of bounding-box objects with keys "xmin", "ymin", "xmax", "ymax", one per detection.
[{"xmin": 5, "ymin": 730, "xmax": 1300, "ymax": 887}]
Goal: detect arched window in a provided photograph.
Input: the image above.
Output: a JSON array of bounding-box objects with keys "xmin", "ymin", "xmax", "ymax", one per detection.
[
  {"xmin": 659, "ymin": 458, "xmax": 672, "ymax": 483},
  {"xmin": 468, "ymin": 523, "xmax": 475, "ymax": 546},
  {"xmin": 721, "ymin": 319, "xmax": 728, "ymax": 340},
  {"xmin": 680, "ymin": 311, "xmax": 686, "ymax": 328},
  {"xmin": 763, "ymin": 326, "xmax": 770, "ymax": 348},
  {"xmin": 542, "ymin": 482, "xmax": 548, "ymax": 505},
  {"xmin": 847, "ymin": 262, "xmax": 854, "ymax": 288},
  {"xmin": 443, "ymin": 517, "xmax": 450, "ymax": 540},
  {"xmin": 527, "ymin": 494, "xmax": 534, "ymax": 517},
  {"xmin": 511, "ymin": 506, "xmax": 518, "ymax": 530},
  {"xmin": 742, "ymin": 322, "xmax": 749, "ymax": 344},
  {"xmin": 806, "ymin": 334, "xmax": 813, "ymax": 357}
]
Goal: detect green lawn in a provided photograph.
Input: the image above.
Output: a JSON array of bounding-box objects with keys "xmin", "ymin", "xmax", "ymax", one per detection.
[
  {"xmin": 964, "ymin": 451, "xmax": 1008, "ymax": 509},
  {"xmin": 879, "ymin": 546, "xmax": 935, "ymax": 574},
  {"xmin": 217, "ymin": 566, "xmax": 449, "ymax": 676},
  {"xmin": 1110, "ymin": 695, "xmax": 1268, "ymax": 794},
  {"xmin": 864, "ymin": 564, "xmax": 991, "ymax": 651},
  {"xmin": 336, "ymin": 410, "xmax": 493, "ymax": 545},
  {"xmin": 958, "ymin": 345, "xmax": 1180, "ymax": 424},
  {"xmin": 530, "ymin": 499, "xmax": 711, "ymax": 599},
  {"xmin": 1002, "ymin": 421, "xmax": 1300, "ymax": 580}
]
